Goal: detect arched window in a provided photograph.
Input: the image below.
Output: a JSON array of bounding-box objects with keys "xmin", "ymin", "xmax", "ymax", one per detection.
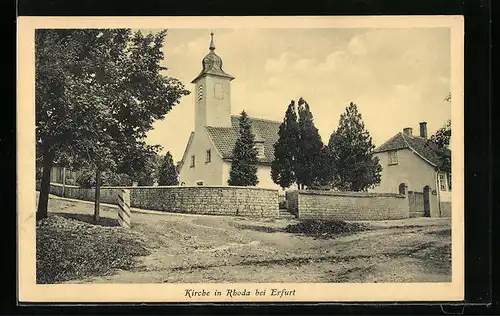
[{"xmin": 398, "ymin": 183, "xmax": 407, "ymax": 194}]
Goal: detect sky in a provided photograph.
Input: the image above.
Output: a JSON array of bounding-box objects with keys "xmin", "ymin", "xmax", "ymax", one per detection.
[{"xmin": 143, "ymin": 28, "xmax": 451, "ymax": 163}]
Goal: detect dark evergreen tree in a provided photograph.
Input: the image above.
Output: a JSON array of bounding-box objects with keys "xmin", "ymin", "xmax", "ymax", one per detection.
[
  {"xmin": 228, "ymin": 111, "xmax": 259, "ymax": 186},
  {"xmin": 271, "ymin": 100, "xmax": 299, "ymax": 189},
  {"xmin": 158, "ymin": 151, "xmax": 179, "ymax": 185},
  {"xmin": 328, "ymin": 102, "xmax": 382, "ymax": 191},
  {"xmin": 295, "ymin": 98, "xmax": 324, "ymax": 189}
]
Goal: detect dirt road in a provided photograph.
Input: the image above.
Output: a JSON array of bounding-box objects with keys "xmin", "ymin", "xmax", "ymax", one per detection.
[{"xmin": 42, "ymin": 195, "xmax": 451, "ymax": 284}]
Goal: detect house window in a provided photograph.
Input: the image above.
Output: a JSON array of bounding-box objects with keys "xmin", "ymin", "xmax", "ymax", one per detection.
[
  {"xmin": 190, "ymin": 155, "xmax": 195, "ymax": 168},
  {"xmin": 206, "ymin": 149, "xmax": 211, "ymax": 163},
  {"xmin": 448, "ymin": 174, "xmax": 452, "ymax": 190},
  {"xmin": 255, "ymin": 143, "xmax": 265, "ymax": 159},
  {"xmin": 439, "ymin": 173, "xmax": 447, "ymax": 191},
  {"xmin": 388, "ymin": 150, "xmax": 398, "ymax": 165}
]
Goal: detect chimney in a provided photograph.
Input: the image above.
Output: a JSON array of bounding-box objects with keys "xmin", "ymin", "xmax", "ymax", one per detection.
[
  {"xmin": 419, "ymin": 122, "xmax": 427, "ymax": 139},
  {"xmin": 403, "ymin": 127, "xmax": 413, "ymax": 136}
]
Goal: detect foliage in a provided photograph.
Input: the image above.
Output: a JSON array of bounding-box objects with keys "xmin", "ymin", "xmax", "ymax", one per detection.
[
  {"xmin": 158, "ymin": 151, "xmax": 179, "ymax": 185},
  {"xmin": 428, "ymin": 119, "xmax": 452, "ymax": 173},
  {"xmin": 327, "ymin": 102, "xmax": 382, "ymax": 191},
  {"xmin": 295, "ymin": 98, "xmax": 325, "ymax": 189},
  {"xmin": 285, "ymin": 219, "xmax": 367, "ymax": 238},
  {"xmin": 76, "ymin": 169, "xmax": 133, "ymax": 188},
  {"xmin": 271, "ymin": 100, "xmax": 299, "ymax": 189},
  {"xmin": 429, "ymin": 119, "xmax": 451, "ymax": 149},
  {"xmin": 35, "ymin": 29, "xmax": 189, "ymax": 218},
  {"xmin": 228, "ymin": 111, "xmax": 259, "ymax": 186}
]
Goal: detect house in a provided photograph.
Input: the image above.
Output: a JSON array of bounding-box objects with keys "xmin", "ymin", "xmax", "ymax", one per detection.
[
  {"xmin": 372, "ymin": 122, "xmax": 452, "ymax": 217},
  {"xmin": 178, "ymin": 33, "xmax": 283, "ymax": 190}
]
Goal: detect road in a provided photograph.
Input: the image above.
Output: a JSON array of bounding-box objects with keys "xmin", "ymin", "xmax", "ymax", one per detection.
[{"xmin": 41, "ymin": 194, "xmax": 452, "ymax": 283}]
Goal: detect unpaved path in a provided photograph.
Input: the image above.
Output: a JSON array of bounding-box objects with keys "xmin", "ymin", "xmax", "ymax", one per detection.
[{"xmin": 43, "ymin": 195, "xmax": 451, "ymax": 284}]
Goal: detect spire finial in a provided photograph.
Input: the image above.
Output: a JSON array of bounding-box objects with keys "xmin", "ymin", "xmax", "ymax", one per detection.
[{"xmin": 209, "ymin": 29, "xmax": 215, "ymax": 51}]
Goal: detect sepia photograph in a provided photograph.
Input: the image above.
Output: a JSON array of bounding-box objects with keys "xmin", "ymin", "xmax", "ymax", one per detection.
[{"xmin": 18, "ymin": 16, "xmax": 464, "ymax": 302}]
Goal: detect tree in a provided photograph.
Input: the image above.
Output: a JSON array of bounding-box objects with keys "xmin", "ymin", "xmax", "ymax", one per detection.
[
  {"xmin": 428, "ymin": 93, "xmax": 452, "ymax": 173},
  {"xmin": 228, "ymin": 111, "xmax": 259, "ymax": 186},
  {"xmin": 328, "ymin": 102, "xmax": 382, "ymax": 191},
  {"xmin": 158, "ymin": 151, "xmax": 179, "ymax": 185},
  {"xmin": 271, "ymin": 100, "xmax": 299, "ymax": 189},
  {"xmin": 295, "ymin": 98, "xmax": 324, "ymax": 189},
  {"xmin": 429, "ymin": 119, "xmax": 451, "ymax": 149},
  {"xmin": 35, "ymin": 29, "xmax": 189, "ymax": 220}
]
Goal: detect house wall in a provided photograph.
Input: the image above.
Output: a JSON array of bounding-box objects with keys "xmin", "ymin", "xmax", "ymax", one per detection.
[
  {"xmin": 286, "ymin": 190, "xmax": 409, "ymax": 221},
  {"xmin": 178, "ymin": 130, "xmax": 225, "ymax": 186},
  {"xmin": 49, "ymin": 166, "xmax": 80, "ymax": 185},
  {"xmin": 41, "ymin": 183, "xmax": 279, "ymax": 218},
  {"xmin": 373, "ymin": 148, "xmax": 438, "ymax": 193}
]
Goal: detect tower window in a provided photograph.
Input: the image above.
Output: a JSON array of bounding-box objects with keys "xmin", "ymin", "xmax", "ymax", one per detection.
[
  {"xmin": 206, "ymin": 149, "xmax": 211, "ymax": 163},
  {"xmin": 197, "ymin": 85, "xmax": 204, "ymax": 101},
  {"xmin": 214, "ymin": 83, "xmax": 224, "ymax": 100},
  {"xmin": 190, "ymin": 155, "xmax": 195, "ymax": 168}
]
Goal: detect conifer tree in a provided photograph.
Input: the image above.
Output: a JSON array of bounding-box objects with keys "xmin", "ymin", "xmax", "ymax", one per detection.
[
  {"xmin": 228, "ymin": 111, "xmax": 259, "ymax": 186},
  {"xmin": 295, "ymin": 98, "xmax": 324, "ymax": 189},
  {"xmin": 271, "ymin": 100, "xmax": 299, "ymax": 189},
  {"xmin": 328, "ymin": 102, "xmax": 382, "ymax": 191},
  {"xmin": 158, "ymin": 151, "xmax": 179, "ymax": 185}
]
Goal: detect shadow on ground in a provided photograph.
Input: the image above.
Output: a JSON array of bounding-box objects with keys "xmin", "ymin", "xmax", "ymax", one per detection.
[{"xmin": 53, "ymin": 212, "xmax": 120, "ymax": 227}]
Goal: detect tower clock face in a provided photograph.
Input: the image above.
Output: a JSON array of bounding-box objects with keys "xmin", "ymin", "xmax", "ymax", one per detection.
[{"xmin": 197, "ymin": 85, "xmax": 204, "ymax": 101}]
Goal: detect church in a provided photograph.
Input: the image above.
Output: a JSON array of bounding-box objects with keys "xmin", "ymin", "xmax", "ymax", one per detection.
[{"xmin": 178, "ymin": 33, "xmax": 282, "ymax": 190}]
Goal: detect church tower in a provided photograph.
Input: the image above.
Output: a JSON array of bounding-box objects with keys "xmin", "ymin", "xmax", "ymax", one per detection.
[{"xmin": 192, "ymin": 32, "xmax": 235, "ymax": 133}]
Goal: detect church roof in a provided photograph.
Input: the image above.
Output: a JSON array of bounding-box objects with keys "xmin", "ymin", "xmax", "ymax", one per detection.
[
  {"xmin": 375, "ymin": 132, "xmax": 450, "ymax": 168},
  {"xmin": 205, "ymin": 115, "xmax": 281, "ymax": 165},
  {"xmin": 191, "ymin": 32, "xmax": 235, "ymax": 83}
]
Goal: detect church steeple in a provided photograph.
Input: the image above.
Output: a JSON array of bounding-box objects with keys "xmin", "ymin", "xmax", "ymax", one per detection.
[
  {"xmin": 209, "ymin": 31, "xmax": 215, "ymax": 51},
  {"xmin": 191, "ymin": 31, "xmax": 235, "ymax": 83}
]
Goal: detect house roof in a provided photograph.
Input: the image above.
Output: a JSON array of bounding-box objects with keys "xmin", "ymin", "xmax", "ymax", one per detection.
[
  {"xmin": 375, "ymin": 132, "xmax": 450, "ymax": 168},
  {"xmin": 205, "ymin": 115, "xmax": 281, "ymax": 165}
]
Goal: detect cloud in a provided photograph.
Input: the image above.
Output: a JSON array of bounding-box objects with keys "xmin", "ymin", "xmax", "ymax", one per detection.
[
  {"xmin": 348, "ymin": 35, "xmax": 367, "ymax": 55},
  {"xmin": 293, "ymin": 58, "xmax": 316, "ymax": 70},
  {"xmin": 264, "ymin": 52, "xmax": 298, "ymax": 73},
  {"xmin": 316, "ymin": 51, "xmax": 350, "ymax": 72},
  {"xmin": 172, "ymin": 44, "xmax": 186, "ymax": 55}
]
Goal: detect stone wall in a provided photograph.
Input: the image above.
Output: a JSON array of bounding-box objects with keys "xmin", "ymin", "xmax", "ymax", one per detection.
[
  {"xmin": 41, "ymin": 183, "xmax": 279, "ymax": 218},
  {"xmin": 287, "ymin": 190, "xmax": 409, "ymax": 221},
  {"xmin": 440, "ymin": 202, "xmax": 452, "ymax": 217}
]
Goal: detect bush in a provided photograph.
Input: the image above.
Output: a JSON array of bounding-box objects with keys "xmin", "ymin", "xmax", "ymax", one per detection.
[
  {"xmin": 285, "ymin": 219, "xmax": 367, "ymax": 238},
  {"xmin": 76, "ymin": 169, "xmax": 134, "ymax": 188},
  {"xmin": 76, "ymin": 169, "xmax": 95, "ymax": 188}
]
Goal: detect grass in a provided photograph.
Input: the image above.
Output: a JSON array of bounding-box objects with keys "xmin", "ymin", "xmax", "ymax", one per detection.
[{"xmin": 36, "ymin": 214, "xmax": 151, "ymax": 284}]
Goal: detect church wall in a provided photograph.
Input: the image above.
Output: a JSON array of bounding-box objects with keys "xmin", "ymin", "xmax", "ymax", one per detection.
[
  {"xmin": 204, "ymin": 76, "xmax": 232, "ymax": 128},
  {"xmin": 221, "ymin": 162, "xmax": 284, "ymax": 191},
  {"xmin": 178, "ymin": 130, "xmax": 224, "ymax": 186},
  {"xmin": 41, "ymin": 182, "xmax": 280, "ymax": 218}
]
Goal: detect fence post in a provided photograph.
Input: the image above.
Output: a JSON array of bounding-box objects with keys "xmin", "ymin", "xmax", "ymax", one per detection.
[{"xmin": 117, "ymin": 189, "xmax": 131, "ymax": 228}]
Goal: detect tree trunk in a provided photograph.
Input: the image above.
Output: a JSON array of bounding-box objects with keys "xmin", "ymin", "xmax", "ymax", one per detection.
[
  {"xmin": 36, "ymin": 151, "xmax": 54, "ymax": 221},
  {"xmin": 93, "ymin": 168, "xmax": 101, "ymax": 222},
  {"xmin": 62, "ymin": 167, "xmax": 66, "ymax": 197}
]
